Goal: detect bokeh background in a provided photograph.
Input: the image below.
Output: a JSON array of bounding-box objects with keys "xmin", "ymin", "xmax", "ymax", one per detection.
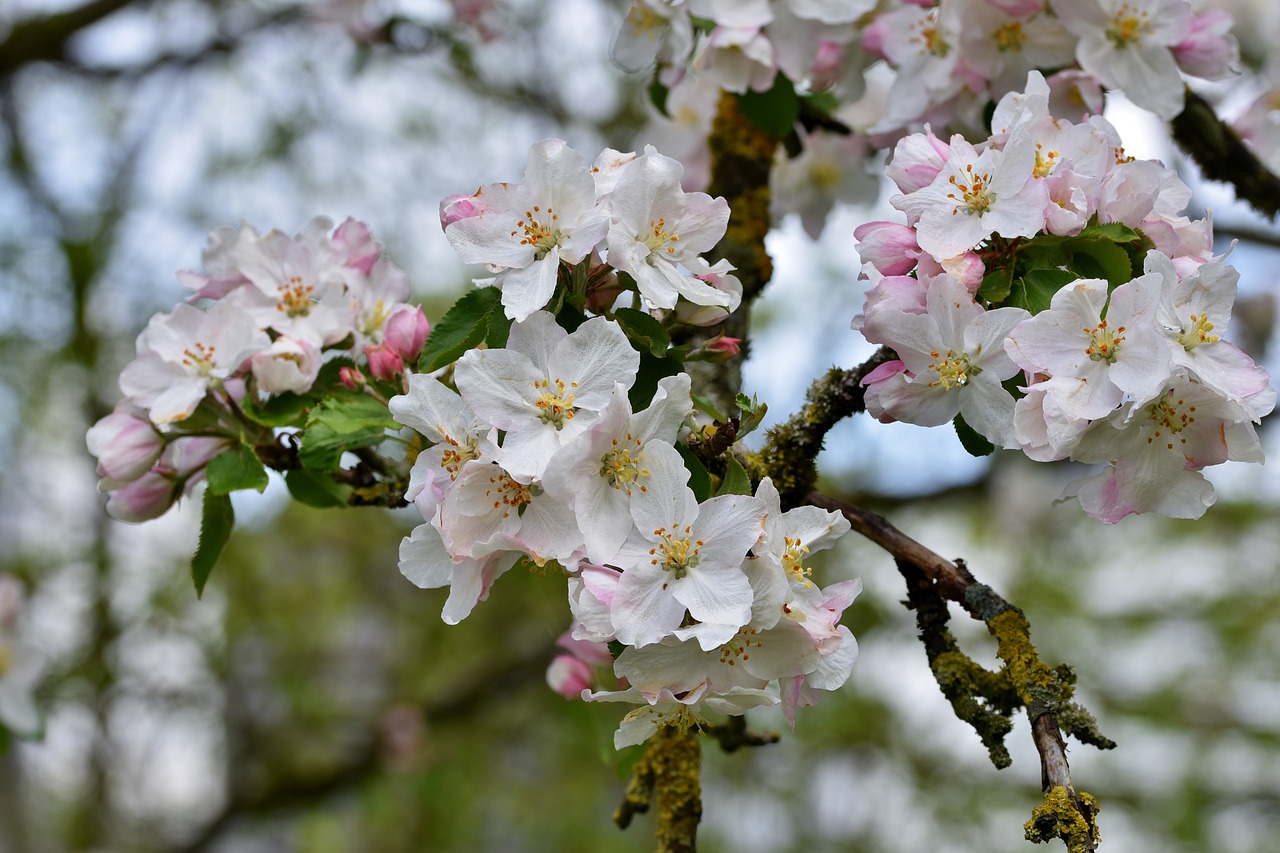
[{"xmin": 1, "ymin": 1, "xmax": 1279, "ymax": 851}]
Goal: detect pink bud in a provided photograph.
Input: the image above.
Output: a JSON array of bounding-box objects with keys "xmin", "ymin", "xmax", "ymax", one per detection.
[
  {"xmin": 809, "ymin": 38, "xmax": 843, "ymax": 90},
  {"xmin": 704, "ymin": 335, "xmax": 742, "ymax": 362},
  {"xmin": 555, "ymin": 630, "xmax": 614, "ymax": 667},
  {"xmin": 384, "ymin": 305, "xmax": 431, "ymax": 361},
  {"xmin": 332, "ymin": 217, "xmax": 381, "ymax": 275},
  {"xmin": 546, "ymin": 654, "xmax": 594, "ymax": 700},
  {"xmin": 87, "ymin": 406, "xmax": 164, "ymax": 482},
  {"xmin": 339, "ymin": 366, "xmax": 365, "ymax": 391},
  {"xmin": 365, "ymin": 341, "xmax": 404, "ymax": 382},
  {"xmin": 1174, "ymin": 11, "xmax": 1238, "ymax": 82},
  {"xmin": 104, "ymin": 471, "xmax": 181, "ymax": 522},
  {"xmin": 854, "ymin": 221, "xmax": 920, "ymax": 277},
  {"xmin": 440, "ymin": 193, "xmax": 483, "ymax": 230}
]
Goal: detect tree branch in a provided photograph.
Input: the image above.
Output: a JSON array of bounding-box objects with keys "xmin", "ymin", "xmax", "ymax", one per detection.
[
  {"xmin": 0, "ymin": 0, "xmax": 142, "ymax": 77},
  {"xmin": 1171, "ymin": 87, "xmax": 1280, "ymax": 220},
  {"xmin": 808, "ymin": 492, "xmax": 1111, "ymax": 852}
]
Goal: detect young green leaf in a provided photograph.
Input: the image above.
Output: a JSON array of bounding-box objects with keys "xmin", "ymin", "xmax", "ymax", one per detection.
[
  {"xmin": 285, "ymin": 469, "xmax": 352, "ymax": 508},
  {"xmin": 953, "ymin": 413, "xmax": 996, "ymax": 458},
  {"xmin": 737, "ymin": 72, "xmax": 799, "ymax": 137},
  {"xmin": 192, "ymin": 491, "xmax": 235, "ymax": 598},
  {"xmin": 1009, "ymin": 268, "xmax": 1077, "ymax": 315},
  {"xmin": 418, "ymin": 287, "xmax": 504, "ymax": 373},
  {"xmin": 205, "ymin": 445, "xmax": 269, "ymax": 495},
  {"xmin": 613, "ymin": 307, "xmax": 671, "ymax": 357},
  {"xmin": 718, "ymin": 455, "xmax": 753, "ymax": 496},
  {"xmin": 675, "ymin": 442, "xmax": 712, "ymax": 503},
  {"xmin": 241, "ymin": 391, "xmax": 310, "ymax": 428},
  {"xmin": 735, "ymin": 392, "xmax": 767, "ymax": 438}
]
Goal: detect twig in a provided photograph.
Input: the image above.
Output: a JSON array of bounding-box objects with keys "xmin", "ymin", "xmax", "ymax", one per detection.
[
  {"xmin": 808, "ymin": 492, "xmax": 1111, "ymax": 852},
  {"xmin": 1171, "ymin": 87, "xmax": 1280, "ymax": 220}
]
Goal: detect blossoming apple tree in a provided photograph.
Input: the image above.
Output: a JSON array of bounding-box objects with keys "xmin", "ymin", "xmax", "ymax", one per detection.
[{"xmin": 59, "ymin": 1, "xmax": 1280, "ymax": 850}]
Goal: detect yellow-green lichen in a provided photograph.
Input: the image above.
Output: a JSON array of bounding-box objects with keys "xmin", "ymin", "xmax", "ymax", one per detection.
[{"xmin": 1024, "ymin": 785, "xmax": 1100, "ymax": 853}]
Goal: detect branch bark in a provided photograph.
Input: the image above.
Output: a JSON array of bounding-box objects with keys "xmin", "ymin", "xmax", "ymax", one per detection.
[{"xmin": 808, "ymin": 492, "xmax": 1110, "ymax": 852}]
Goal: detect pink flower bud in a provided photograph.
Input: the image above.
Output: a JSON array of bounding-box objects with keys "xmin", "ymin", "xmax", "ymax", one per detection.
[
  {"xmin": 365, "ymin": 341, "xmax": 404, "ymax": 382},
  {"xmin": 703, "ymin": 335, "xmax": 742, "ymax": 362},
  {"xmin": 251, "ymin": 336, "xmax": 321, "ymax": 395},
  {"xmin": 1173, "ymin": 11, "xmax": 1238, "ymax": 82},
  {"xmin": 104, "ymin": 471, "xmax": 181, "ymax": 522},
  {"xmin": 809, "ymin": 38, "xmax": 843, "ymax": 90},
  {"xmin": 854, "ymin": 221, "xmax": 921, "ymax": 277},
  {"xmin": 546, "ymin": 654, "xmax": 594, "ymax": 700},
  {"xmin": 440, "ymin": 193, "xmax": 483, "ymax": 230},
  {"xmin": 384, "ymin": 305, "xmax": 430, "ymax": 361},
  {"xmin": 555, "ymin": 630, "xmax": 614, "ymax": 667},
  {"xmin": 332, "ymin": 217, "xmax": 381, "ymax": 275},
  {"xmin": 339, "ymin": 366, "xmax": 365, "ymax": 390},
  {"xmin": 86, "ymin": 406, "xmax": 165, "ymax": 482}
]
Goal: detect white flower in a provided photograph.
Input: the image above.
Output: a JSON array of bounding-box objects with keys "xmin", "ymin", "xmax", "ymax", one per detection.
[
  {"xmin": 119, "ymin": 291, "xmax": 271, "ymax": 425},
  {"xmin": 606, "ymin": 147, "xmax": 738, "ymax": 311},
  {"xmin": 861, "ymin": 274, "xmax": 1030, "ymax": 448},
  {"xmin": 453, "ymin": 312, "xmax": 640, "ymax": 481},
  {"xmin": 398, "ymin": 522, "xmax": 520, "ymax": 625},
  {"xmin": 894, "ymin": 129, "xmax": 1048, "ymax": 261},
  {"xmin": 542, "ymin": 375, "xmax": 693, "ymax": 566},
  {"xmin": 1005, "ymin": 275, "xmax": 1172, "ymax": 421},
  {"xmin": 445, "ymin": 139, "xmax": 611, "ymax": 322},
  {"xmin": 609, "ymin": 445, "xmax": 766, "ymax": 648},
  {"xmin": 1051, "ymin": 0, "xmax": 1194, "ymax": 120}
]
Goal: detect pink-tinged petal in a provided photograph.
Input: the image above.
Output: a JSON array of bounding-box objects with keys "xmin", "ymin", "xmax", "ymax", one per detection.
[{"xmin": 398, "ymin": 523, "xmax": 456, "ymax": 590}]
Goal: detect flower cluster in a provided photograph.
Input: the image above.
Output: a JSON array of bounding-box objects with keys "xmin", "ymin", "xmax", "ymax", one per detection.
[
  {"xmin": 441, "ymin": 138, "xmax": 741, "ymax": 324},
  {"xmin": 87, "ymin": 217, "xmax": 426, "ymax": 521},
  {"xmin": 855, "ymin": 72, "xmax": 1275, "ymax": 522},
  {"xmin": 390, "ymin": 310, "xmax": 858, "ymax": 747}
]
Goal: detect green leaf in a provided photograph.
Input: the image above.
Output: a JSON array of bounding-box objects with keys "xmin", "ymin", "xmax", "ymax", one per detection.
[
  {"xmin": 649, "ymin": 75, "xmax": 670, "ymax": 117},
  {"xmin": 1008, "ymin": 268, "xmax": 1077, "ymax": 315},
  {"xmin": 613, "ymin": 307, "xmax": 670, "ymax": 358},
  {"xmin": 691, "ymin": 393, "xmax": 727, "ymax": 423},
  {"xmin": 675, "ymin": 442, "xmax": 712, "ymax": 503},
  {"xmin": 1063, "ymin": 237, "xmax": 1134, "ymax": 288},
  {"xmin": 735, "ymin": 392, "xmax": 768, "ymax": 438},
  {"xmin": 418, "ymin": 287, "xmax": 504, "ymax": 373},
  {"xmin": 298, "ymin": 395, "xmax": 398, "ymax": 472},
  {"xmin": 205, "ymin": 445, "xmax": 269, "ymax": 495},
  {"xmin": 1078, "ymin": 221, "xmax": 1140, "ymax": 243},
  {"xmin": 952, "ymin": 414, "xmax": 995, "ymax": 458},
  {"xmin": 629, "ymin": 351, "xmax": 683, "ymax": 412},
  {"xmin": 736, "ymin": 73, "xmax": 799, "ymax": 137},
  {"xmin": 801, "ymin": 89, "xmax": 839, "ymax": 114},
  {"xmin": 192, "ymin": 491, "xmax": 234, "ymax": 598},
  {"xmin": 977, "ymin": 264, "xmax": 1015, "ymax": 304},
  {"xmin": 241, "ymin": 392, "xmax": 310, "ymax": 428},
  {"xmin": 285, "ymin": 469, "xmax": 352, "ymax": 508},
  {"xmin": 486, "ymin": 307, "xmax": 513, "ymax": 349},
  {"xmin": 718, "ymin": 456, "xmax": 753, "ymax": 496}
]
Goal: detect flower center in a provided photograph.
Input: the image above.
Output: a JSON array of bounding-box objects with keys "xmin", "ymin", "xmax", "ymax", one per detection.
[
  {"xmin": 718, "ymin": 626, "xmax": 764, "ymax": 666},
  {"xmin": 180, "ymin": 341, "xmax": 218, "ymax": 375},
  {"xmin": 910, "ymin": 11, "xmax": 949, "ymax": 58},
  {"xmin": 600, "ymin": 435, "xmax": 649, "ymax": 493},
  {"xmin": 947, "ymin": 165, "xmax": 995, "ymax": 216},
  {"xmin": 512, "ymin": 206, "xmax": 563, "ymax": 258},
  {"xmin": 1083, "ymin": 319, "xmax": 1125, "ymax": 363},
  {"xmin": 533, "ymin": 377, "xmax": 578, "ymax": 429},
  {"xmin": 1145, "ymin": 394, "xmax": 1197, "ymax": 452},
  {"xmin": 1034, "ymin": 144, "xmax": 1060, "ymax": 178},
  {"xmin": 782, "ymin": 536, "xmax": 814, "ymax": 588},
  {"xmin": 439, "ymin": 434, "xmax": 482, "ymax": 479},
  {"xmin": 1106, "ymin": 4, "xmax": 1152, "ymax": 47},
  {"xmin": 648, "ymin": 525, "xmax": 702, "ymax": 580},
  {"xmin": 1176, "ymin": 312, "xmax": 1219, "ymax": 350},
  {"xmin": 362, "ymin": 298, "xmax": 390, "ymax": 337},
  {"xmin": 993, "ymin": 21, "xmax": 1025, "ymax": 52},
  {"xmin": 482, "ymin": 469, "xmax": 535, "ymax": 519},
  {"xmin": 277, "ymin": 275, "xmax": 315, "ymax": 317},
  {"xmin": 643, "ymin": 216, "xmax": 681, "ymax": 257},
  {"xmin": 926, "ymin": 349, "xmax": 976, "ymax": 391}
]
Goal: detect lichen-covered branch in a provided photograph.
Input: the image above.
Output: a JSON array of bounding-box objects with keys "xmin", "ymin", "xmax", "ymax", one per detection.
[
  {"xmin": 746, "ymin": 347, "xmax": 895, "ymax": 509},
  {"xmin": 1171, "ymin": 87, "xmax": 1280, "ymax": 220},
  {"xmin": 808, "ymin": 493, "xmax": 1112, "ymax": 852},
  {"xmin": 615, "ymin": 728, "xmax": 703, "ymax": 853}
]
